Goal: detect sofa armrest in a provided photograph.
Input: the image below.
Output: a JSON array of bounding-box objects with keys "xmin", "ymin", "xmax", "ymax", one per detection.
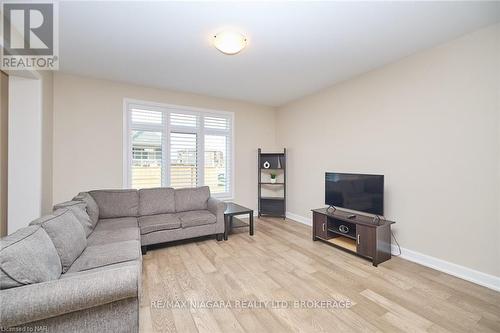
[
  {"xmin": 208, "ymin": 197, "xmax": 226, "ymax": 233},
  {"xmin": 0, "ymin": 265, "xmax": 139, "ymax": 328}
]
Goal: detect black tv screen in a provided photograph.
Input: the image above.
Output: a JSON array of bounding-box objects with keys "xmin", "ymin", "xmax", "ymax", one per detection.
[{"xmin": 325, "ymin": 172, "xmax": 384, "ymax": 215}]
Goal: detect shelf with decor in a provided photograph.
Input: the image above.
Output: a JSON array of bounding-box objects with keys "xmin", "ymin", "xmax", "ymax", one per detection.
[{"xmin": 258, "ymin": 148, "xmax": 286, "ymax": 218}]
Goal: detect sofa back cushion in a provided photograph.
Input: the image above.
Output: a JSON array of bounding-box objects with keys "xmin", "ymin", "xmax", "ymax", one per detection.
[
  {"xmin": 0, "ymin": 226, "xmax": 62, "ymax": 289},
  {"xmin": 89, "ymin": 189, "xmax": 139, "ymax": 219},
  {"xmin": 30, "ymin": 209, "xmax": 87, "ymax": 273},
  {"xmin": 53, "ymin": 201, "xmax": 94, "ymax": 237},
  {"xmin": 73, "ymin": 192, "xmax": 99, "ymax": 226},
  {"xmin": 175, "ymin": 186, "xmax": 210, "ymax": 212},
  {"xmin": 139, "ymin": 187, "xmax": 175, "ymax": 216}
]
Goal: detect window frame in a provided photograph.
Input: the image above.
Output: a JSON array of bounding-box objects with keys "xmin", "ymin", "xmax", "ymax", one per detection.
[{"xmin": 123, "ymin": 98, "xmax": 235, "ymax": 200}]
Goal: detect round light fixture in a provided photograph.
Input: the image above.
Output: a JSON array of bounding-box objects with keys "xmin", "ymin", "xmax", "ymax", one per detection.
[{"xmin": 213, "ymin": 31, "xmax": 247, "ymax": 55}]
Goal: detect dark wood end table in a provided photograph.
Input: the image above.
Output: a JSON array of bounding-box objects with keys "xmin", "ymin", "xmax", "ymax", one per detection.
[{"xmin": 224, "ymin": 203, "xmax": 254, "ymax": 240}]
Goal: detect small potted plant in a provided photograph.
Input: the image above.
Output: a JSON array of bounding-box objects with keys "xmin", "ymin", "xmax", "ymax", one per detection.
[{"xmin": 270, "ymin": 172, "xmax": 277, "ymax": 184}]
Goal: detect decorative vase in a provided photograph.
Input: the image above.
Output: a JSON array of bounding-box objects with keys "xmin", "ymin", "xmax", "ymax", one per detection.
[
  {"xmin": 263, "ymin": 161, "xmax": 270, "ymax": 169},
  {"xmin": 270, "ymin": 178, "xmax": 276, "ymax": 184}
]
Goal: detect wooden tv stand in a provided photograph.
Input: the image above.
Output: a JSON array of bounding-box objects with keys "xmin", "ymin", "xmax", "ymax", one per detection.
[{"xmin": 312, "ymin": 208, "xmax": 395, "ymax": 266}]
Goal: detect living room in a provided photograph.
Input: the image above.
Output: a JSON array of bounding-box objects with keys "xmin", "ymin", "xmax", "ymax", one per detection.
[{"xmin": 1, "ymin": 1, "xmax": 499, "ymax": 332}]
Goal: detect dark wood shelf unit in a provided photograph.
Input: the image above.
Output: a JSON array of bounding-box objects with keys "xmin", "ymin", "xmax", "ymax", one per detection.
[
  {"xmin": 260, "ymin": 153, "xmax": 286, "ymax": 156},
  {"xmin": 312, "ymin": 207, "xmax": 395, "ymax": 266},
  {"xmin": 258, "ymin": 148, "xmax": 286, "ymax": 219}
]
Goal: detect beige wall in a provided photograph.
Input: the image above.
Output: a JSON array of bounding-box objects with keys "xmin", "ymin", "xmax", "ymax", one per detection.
[
  {"xmin": 53, "ymin": 73, "xmax": 276, "ymax": 210},
  {"xmin": 276, "ymin": 24, "xmax": 500, "ymax": 276},
  {"xmin": 41, "ymin": 71, "xmax": 54, "ymax": 214},
  {"xmin": 2, "ymin": 70, "xmax": 52, "ymax": 233},
  {"xmin": 51, "ymin": 24, "xmax": 499, "ymax": 278},
  {"xmin": 0, "ymin": 71, "xmax": 8, "ymax": 236}
]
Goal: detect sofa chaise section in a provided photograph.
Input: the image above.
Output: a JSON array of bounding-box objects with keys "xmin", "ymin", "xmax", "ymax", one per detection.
[
  {"xmin": 0, "ymin": 206, "xmax": 141, "ymax": 333},
  {"xmin": 1, "ymin": 264, "xmax": 140, "ymax": 332}
]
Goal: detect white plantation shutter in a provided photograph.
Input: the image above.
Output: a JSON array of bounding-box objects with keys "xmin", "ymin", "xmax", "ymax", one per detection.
[
  {"xmin": 170, "ymin": 132, "xmax": 198, "ymax": 188},
  {"xmin": 203, "ymin": 114, "xmax": 232, "ymax": 195},
  {"xmin": 131, "ymin": 108, "xmax": 162, "ymax": 125},
  {"xmin": 125, "ymin": 102, "xmax": 233, "ymax": 198},
  {"xmin": 131, "ymin": 130, "xmax": 162, "ymax": 188},
  {"xmin": 204, "ymin": 116, "xmax": 229, "ymax": 130},
  {"xmin": 129, "ymin": 108, "xmax": 164, "ymax": 189},
  {"xmin": 170, "ymin": 113, "xmax": 198, "ymax": 128}
]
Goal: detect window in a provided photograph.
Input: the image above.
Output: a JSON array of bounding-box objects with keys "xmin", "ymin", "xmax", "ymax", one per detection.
[
  {"xmin": 170, "ymin": 132, "xmax": 197, "ymax": 188},
  {"xmin": 204, "ymin": 134, "xmax": 227, "ymax": 194},
  {"xmin": 124, "ymin": 100, "xmax": 234, "ymax": 199}
]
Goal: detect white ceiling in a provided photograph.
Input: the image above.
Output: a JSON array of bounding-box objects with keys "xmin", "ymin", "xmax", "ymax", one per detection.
[{"xmin": 59, "ymin": 1, "xmax": 500, "ymax": 106}]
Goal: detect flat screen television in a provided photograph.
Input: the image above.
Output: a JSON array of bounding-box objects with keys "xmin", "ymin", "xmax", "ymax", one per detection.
[{"xmin": 325, "ymin": 172, "xmax": 384, "ymax": 215}]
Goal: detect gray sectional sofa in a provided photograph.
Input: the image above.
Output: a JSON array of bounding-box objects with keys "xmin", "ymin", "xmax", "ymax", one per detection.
[{"xmin": 0, "ymin": 186, "xmax": 226, "ymax": 332}]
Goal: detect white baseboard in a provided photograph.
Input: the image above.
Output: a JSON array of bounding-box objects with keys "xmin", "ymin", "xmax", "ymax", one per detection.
[
  {"xmin": 285, "ymin": 211, "xmax": 312, "ymax": 226},
  {"xmin": 285, "ymin": 211, "xmax": 500, "ymax": 292},
  {"xmin": 390, "ymin": 244, "xmax": 500, "ymax": 292}
]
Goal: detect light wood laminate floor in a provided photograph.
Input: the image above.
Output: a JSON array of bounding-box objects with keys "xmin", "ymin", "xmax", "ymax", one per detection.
[{"xmin": 140, "ymin": 217, "xmax": 500, "ymax": 332}]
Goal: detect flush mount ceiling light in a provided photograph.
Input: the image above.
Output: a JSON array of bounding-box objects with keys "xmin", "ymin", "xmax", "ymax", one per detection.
[{"xmin": 213, "ymin": 31, "xmax": 247, "ymax": 55}]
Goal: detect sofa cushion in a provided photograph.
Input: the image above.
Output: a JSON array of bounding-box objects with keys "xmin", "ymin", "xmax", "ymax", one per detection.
[
  {"xmin": 62, "ymin": 260, "xmax": 141, "ymax": 279},
  {"xmin": 138, "ymin": 214, "xmax": 181, "ymax": 235},
  {"xmin": 87, "ymin": 227, "xmax": 140, "ymax": 246},
  {"xmin": 73, "ymin": 192, "xmax": 99, "ymax": 226},
  {"xmin": 94, "ymin": 217, "xmax": 138, "ymax": 232},
  {"xmin": 0, "ymin": 226, "xmax": 62, "ymax": 289},
  {"xmin": 179, "ymin": 210, "xmax": 216, "ymax": 228},
  {"xmin": 138, "ymin": 187, "xmax": 175, "ymax": 216},
  {"xmin": 89, "ymin": 189, "xmax": 139, "ymax": 218},
  {"xmin": 30, "ymin": 209, "xmax": 87, "ymax": 273},
  {"xmin": 174, "ymin": 186, "xmax": 210, "ymax": 212},
  {"xmin": 66, "ymin": 240, "xmax": 141, "ymax": 273},
  {"xmin": 53, "ymin": 200, "xmax": 93, "ymax": 237}
]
